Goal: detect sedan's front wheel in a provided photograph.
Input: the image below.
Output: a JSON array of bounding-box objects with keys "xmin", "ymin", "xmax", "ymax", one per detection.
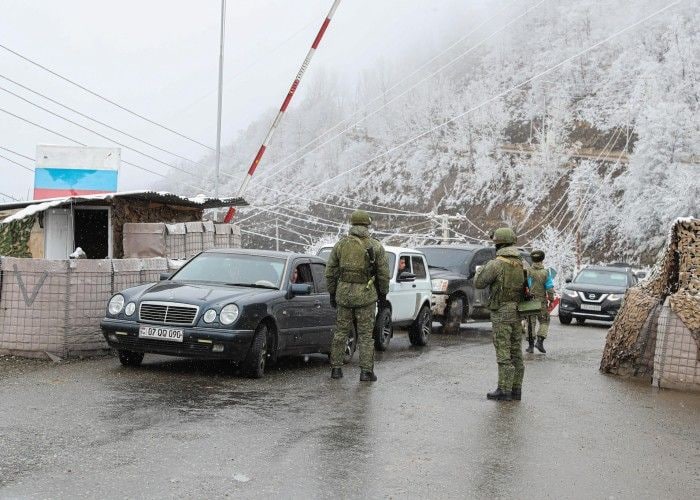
[
  {"xmin": 118, "ymin": 350, "xmax": 144, "ymax": 367},
  {"xmin": 242, "ymin": 324, "xmax": 268, "ymax": 378}
]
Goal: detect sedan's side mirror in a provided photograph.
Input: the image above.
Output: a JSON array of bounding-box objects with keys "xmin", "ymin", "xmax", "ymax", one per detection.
[
  {"xmin": 159, "ymin": 273, "xmax": 172, "ymax": 281},
  {"xmin": 289, "ymin": 283, "xmax": 312, "ymax": 297},
  {"xmin": 565, "ymin": 278, "xmax": 572, "ymax": 283},
  {"xmin": 397, "ymin": 271, "xmax": 416, "ymax": 282}
]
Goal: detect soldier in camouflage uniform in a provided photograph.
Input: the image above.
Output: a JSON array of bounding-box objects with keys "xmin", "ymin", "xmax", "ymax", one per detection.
[
  {"xmin": 325, "ymin": 210, "xmax": 390, "ymax": 382},
  {"xmin": 474, "ymin": 227, "xmax": 525, "ymax": 401},
  {"xmin": 525, "ymin": 249, "xmax": 555, "ymax": 354}
]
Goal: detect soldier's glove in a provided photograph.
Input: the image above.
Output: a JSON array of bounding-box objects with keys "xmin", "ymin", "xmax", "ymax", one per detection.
[{"xmin": 329, "ymin": 293, "xmax": 337, "ymax": 309}]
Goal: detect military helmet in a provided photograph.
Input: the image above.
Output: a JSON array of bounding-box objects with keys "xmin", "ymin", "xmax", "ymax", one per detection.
[
  {"xmin": 491, "ymin": 227, "xmax": 517, "ymax": 245},
  {"xmin": 531, "ymin": 249, "xmax": 545, "ymax": 262},
  {"xmin": 350, "ymin": 210, "xmax": 372, "ymax": 226}
]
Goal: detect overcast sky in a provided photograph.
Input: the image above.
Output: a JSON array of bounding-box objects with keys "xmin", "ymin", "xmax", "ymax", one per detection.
[{"xmin": 0, "ymin": 0, "xmax": 495, "ymax": 201}]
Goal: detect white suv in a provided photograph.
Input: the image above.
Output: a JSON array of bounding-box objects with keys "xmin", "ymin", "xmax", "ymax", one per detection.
[{"xmin": 317, "ymin": 245, "xmax": 433, "ymax": 350}]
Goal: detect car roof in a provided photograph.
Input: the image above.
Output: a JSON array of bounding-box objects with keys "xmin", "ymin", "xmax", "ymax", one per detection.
[
  {"xmin": 318, "ymin": 244, "xmax": 425, "ymax": 254},
  {"xmin": 202, "ymin": 248, "xmax": 317, "ymax": 260},
  {"xmin": 581, "ymin": 265, "xmax": 631, "ymax": 273},
  {"xmin": 416, "ymin": 244, "xmax": 489, "ymax": 251}
]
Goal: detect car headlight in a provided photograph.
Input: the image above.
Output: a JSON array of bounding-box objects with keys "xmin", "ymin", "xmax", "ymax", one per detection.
[
  {"xmin": 124, "ymin": 302, "xmax": 136, "ymax": 316},
  {"xmin": 431, "ymin": 279, "xmax": 449, "ymax": 293},
  {"xmin": 563, "ymin": 289, "xmax": 578, "ymax": 298},
  {"xmin": 203, "ymin": 309, "xmax": 217, "ymax": 323},
  {"xmin": 108, "ymin": 294, "xmax": 125, "ymax": 315},
  {"xmin": 220, "ymin": 304, "xmax": 239, "ymax": 325},
  {"xmin": 607, "ymin": 294, "xmax": 621, "ymax": 301}
]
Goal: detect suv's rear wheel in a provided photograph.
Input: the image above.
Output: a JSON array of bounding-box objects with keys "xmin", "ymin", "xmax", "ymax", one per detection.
[
  {"xmin": 441, "ymin": 296, "xmax": 463, "ymax": 334},
  {"xmin": 118, "ymin": 350, "xmax": 144, "ymax": 367},
  {"xmin": 409, "ymin": 305, "xmax": 432, "ymax": 346},
  {"xmin": 559, "ymin": 313, "xmax": 572, "ymax": 325},
  {"xmin": 374, "ymin": 307, "xmax": 393, "ymax": 351}
]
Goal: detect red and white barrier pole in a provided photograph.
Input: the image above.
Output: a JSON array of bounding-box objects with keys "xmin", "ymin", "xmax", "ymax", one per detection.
[{"xmin": 224, "ymin": 0, "xmax": 343, "ymax": 222}]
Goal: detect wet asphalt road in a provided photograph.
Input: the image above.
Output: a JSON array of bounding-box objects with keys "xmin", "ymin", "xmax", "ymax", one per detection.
[{"xmin": 1, "ymin": 321, "xmax": 699, "ymax": 499}]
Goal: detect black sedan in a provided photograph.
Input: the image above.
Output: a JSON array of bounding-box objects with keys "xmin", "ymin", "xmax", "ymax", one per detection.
[{"xmin": 101, "ymin": 249, "xmax": 354, "ymax": 377}]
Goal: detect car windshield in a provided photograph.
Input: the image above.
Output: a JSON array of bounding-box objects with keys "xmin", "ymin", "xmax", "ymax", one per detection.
[
  {"xmin": 317, "ymin": 248, "xmax": 332, "ymax": 261},
  {"xmin": 417, "ymin": 248, "xmax": 474, "ymax": 273},
  {"xmin": 574, "ymin": 269, "xmax": 628, "ymax": 287},
  {"xmin": 171, "ymin": 253, "xmax": 286, "ymax": 288}
]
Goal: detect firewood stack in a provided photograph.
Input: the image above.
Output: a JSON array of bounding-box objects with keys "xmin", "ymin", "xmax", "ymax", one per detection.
[{"xmin": 600, "ymin": 218, "xmax": 700, "ymax": 375}]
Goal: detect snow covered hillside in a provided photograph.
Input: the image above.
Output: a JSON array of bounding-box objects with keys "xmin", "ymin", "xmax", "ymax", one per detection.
[{"xmin": 165, "ymin": 0, "xmax": 699, "ymax": 267}]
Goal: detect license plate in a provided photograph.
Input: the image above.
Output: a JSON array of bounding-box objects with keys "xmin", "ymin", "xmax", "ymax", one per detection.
[
  {"xmin": 139, "ymin": 325, "xmax": 184, "ymax": 342},
  {"xmin": 580, "ymin": 304, "xmax": 601, "ymax": 311}
]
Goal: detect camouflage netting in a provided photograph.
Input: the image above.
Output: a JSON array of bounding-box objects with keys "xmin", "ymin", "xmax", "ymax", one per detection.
[
  {"xmin": 0, "ymin": 215, "xmax": 36, "ymax": 258},
  {"xmin": 601, "ymin": 218, "xmax": 700, "ymax": 376}
]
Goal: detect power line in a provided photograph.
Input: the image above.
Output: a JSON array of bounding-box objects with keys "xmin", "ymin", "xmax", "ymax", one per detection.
[
  {"xmin": 0, "ymin": 42, "xmax": 216, "ymax": 151},
  {"xmin": 0, "ymin": 86, "xmax": 205, "ymax": 181},
  {"xmin": 0, "ymin": 73, "xmax": 212, "ymax": 169},
  {"xmin": 0, "ymin": 191, "xmax": 20, "ymax": 201},
  {"xmin": 240, "ymin": 228, "xmax": 307, "ymax": 247},
  {"xmin": 0, "ymin": 152, "xmax": 33, "ymax": 173},
  {"xmin": 0, "ymin": 111, "xmax": 208, "ymax": 193},
  {"xmin": 309, "ymin": 1, "xmax": 682, "ymax": 192},
  {"xmin": 0, "ymin": 145, "xmax": 34, "ymax": 161},
  {"xmin": 252, "ymin": 0, "xmax": 543, "ymax": 186}
]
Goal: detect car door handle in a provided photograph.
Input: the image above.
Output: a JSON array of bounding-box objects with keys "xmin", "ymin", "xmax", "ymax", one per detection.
[{"xmin": 412, "ymin": 284, "xmax": 416, "ymax": 288}]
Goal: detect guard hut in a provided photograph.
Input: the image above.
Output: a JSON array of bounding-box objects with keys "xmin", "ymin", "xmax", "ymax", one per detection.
[{"xmin": 0, "ymin": 190, "xmax": 246, "ymax": 259}]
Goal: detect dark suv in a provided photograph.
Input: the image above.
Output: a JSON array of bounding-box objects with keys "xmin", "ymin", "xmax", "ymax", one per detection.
[
  {"xmin": 416, "ymin": 244, "xmax": 532, "ymax": 333},
  {"xmin": 559, "ymin": 265, "xmax": 638, "ymax": 325}
]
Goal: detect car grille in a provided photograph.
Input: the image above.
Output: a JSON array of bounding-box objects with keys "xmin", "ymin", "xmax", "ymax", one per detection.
[
  {"xmin": 139, "ymin": 302, "xmax": 198, "ymax": 325},
  {"xmin": 578, "ymin": 291, "xmax": 606, "ymax": 303},
  {"xmin": 117, "ymin": 336, "xmax": 212, "ymax": 354}
]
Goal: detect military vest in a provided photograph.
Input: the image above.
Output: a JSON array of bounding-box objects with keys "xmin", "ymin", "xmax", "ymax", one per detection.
[
  {"xmin": 489, "ymin": 256, "xmax": 524, "ymax": 308},
  {"xmin": 338, "ymin": 235, "xmax": 371, "ymax": 284},
  {"xmin": 528, "ymin": 264, "xmax": 548, "ymax": 300}
]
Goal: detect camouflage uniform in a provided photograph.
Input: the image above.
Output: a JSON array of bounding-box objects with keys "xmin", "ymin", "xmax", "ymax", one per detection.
[
  {"xmin": 326, "ymin": 220, "xmax": 390, "ymax": 375},
  {"xmin": 526, "ymin": 262, "xmax": 555, "ymax": 339},
  {"xmin": 475, "ymin": 233, "xmax": 525, "ymax": 399}
]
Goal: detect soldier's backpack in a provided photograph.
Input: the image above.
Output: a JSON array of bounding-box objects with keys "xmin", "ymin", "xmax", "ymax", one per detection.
[{"xmin": 338, "ymin": 235, "xmax": 372, "ymax": 284}]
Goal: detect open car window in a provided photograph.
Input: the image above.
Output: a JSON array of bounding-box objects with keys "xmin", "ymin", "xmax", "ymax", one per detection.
[{"xmin": 310, "ymin": 263, "xmax": 328, "ymax": 293}]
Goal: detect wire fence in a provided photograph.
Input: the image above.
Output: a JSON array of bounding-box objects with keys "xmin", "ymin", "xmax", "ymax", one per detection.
[{"xmin": 0, "ymin": 257, "xmax": 180, "ymax": 359}]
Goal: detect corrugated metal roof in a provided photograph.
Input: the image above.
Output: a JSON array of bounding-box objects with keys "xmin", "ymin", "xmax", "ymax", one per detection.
[{"xmin": 0, "ymin": 190, "xmax": 247, "ymax": 224}]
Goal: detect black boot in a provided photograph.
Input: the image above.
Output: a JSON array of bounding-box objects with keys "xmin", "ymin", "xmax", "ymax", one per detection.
[
  {"xmin": 511, "ymin": 388, "xmax": 522, "ymax": 401},
  {"xmin": 360, "ymin": 371, "xmax": 377, "ymax": 382},
  {"xmin": 486, "ymin": 388, "xmax": 512, "ymax": 401},
  {"xmin": 535, "ymin": 336, "xmax": 546, "ymax": 353},
  {"xmin": 525, "ymin": 339, "xmax": 534, "ymax": 353},
  {"xmin": 331, "ymin": 367, "xmax": 343, "ymax": 379}
]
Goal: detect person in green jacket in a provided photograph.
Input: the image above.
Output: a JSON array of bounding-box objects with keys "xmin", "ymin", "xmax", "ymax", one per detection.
[
  {"xmin": 526, "ymin": 250, "xmax": 555, "ymax": 353},
  {"xmin": 474, "ymin": 227, "xmax": 525, "ymax": 401},
  {"xmin": 325, "ymin": 210, "xmax": 390, "ymax": 382}
]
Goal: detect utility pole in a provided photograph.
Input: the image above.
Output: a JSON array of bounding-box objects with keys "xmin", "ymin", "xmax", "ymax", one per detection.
[
  {"xmin": 214, "ymin": 0, "xmax": 226, "ymax": 200},
  {"xmin": 441, "ymin": 214, "xmax": 449, "ymax": 244},
  {"xmin": 275, "ymin": 218, "xmax": 280, "ymax": 251}
]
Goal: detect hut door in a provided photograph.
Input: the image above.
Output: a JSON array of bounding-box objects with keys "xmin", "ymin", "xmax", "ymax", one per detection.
[{"xmin": 44, "ymin": 209, "xmax": 73, "ymax": 259}]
